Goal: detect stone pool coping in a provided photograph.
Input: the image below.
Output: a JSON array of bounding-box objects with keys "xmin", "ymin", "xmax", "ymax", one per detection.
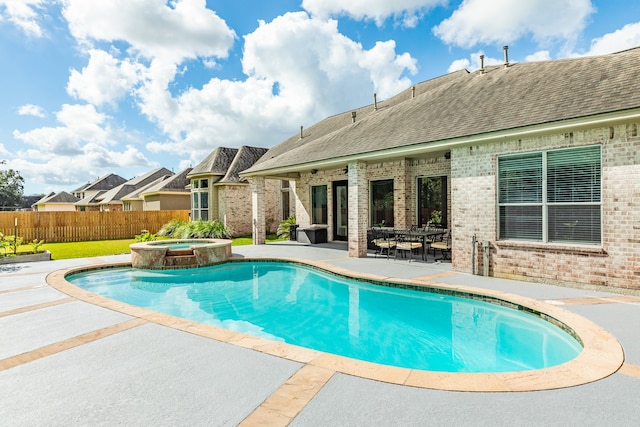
[{"xmin": 46, "ymin": 256, "xmax": 624, "ymax": 392}]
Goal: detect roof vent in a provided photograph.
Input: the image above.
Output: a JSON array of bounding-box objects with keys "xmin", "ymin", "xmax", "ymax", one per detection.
[
  {"xmin": 479, "ymin": 54, "xmax": 485, "ymax": 74},
  {"xmin": 411, "ymin": 86, "xmax": 416, "ymax": 98},
  {"xmin": 373, "ymin": 93, "xmax": 378, "ymax": 111},
  {"xmin": 351, "ymin": 111, "xmax": 357, "ymax": 123},
  {"xmin": 503, "ymin": 45, "xmax": 510, "ymax": 68},
  {"xmin": 300, "ymin": 125, "xmax": 303, "ymax": 139}
]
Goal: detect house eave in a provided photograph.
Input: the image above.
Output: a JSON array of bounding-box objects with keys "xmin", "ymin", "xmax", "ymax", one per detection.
[{"xmin": 241, "ymin": 108, "xmax": 640, "ymax": 177}]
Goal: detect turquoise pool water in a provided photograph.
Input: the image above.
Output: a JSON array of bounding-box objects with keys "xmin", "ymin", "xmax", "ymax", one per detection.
[
  {"xmin": 67, "ymin": 261, "xmax": 582, "ymax": 372},
  {"xmin": 150, "ymin": 241, "xmax": 210, "ymax": 250}
]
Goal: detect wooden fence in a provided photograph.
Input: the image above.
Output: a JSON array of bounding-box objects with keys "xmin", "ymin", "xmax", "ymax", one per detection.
[{"xmin": 0, "ymin": 210, "xmax": 190, "ymax": 243}]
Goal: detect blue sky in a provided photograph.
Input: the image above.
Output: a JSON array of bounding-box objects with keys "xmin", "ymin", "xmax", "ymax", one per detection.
[{"xmin": 1, "ymin": 0, "xmax": 639, "ymax": 195}]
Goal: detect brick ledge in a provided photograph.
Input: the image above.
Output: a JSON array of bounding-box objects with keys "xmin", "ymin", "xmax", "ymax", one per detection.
[{"xmin": 494, "ymin": 241, "xmax": 608, "ymax": 256}]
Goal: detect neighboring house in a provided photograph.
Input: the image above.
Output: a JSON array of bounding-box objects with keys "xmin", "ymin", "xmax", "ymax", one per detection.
[
  {"xmin": 121, "ymin": 168, "xmax": 192, "ymax": 211},
  {"xmin": 73, "ymin": 173, "xmax": 128, "ymax": 212},
  {"xmin": 188, "ymin": 146, "xmax": 285, "ymax": 236},
  {"xmin": 32, "ymin": 191, "xmax": 80, "ymax": 212},
  {"xmin": 96, "ymin": 167, "xmax": 174, "ymax": 211},
  {"xmin": 242, "ymin": 46, "xmax": 640, "ymax": 291}
]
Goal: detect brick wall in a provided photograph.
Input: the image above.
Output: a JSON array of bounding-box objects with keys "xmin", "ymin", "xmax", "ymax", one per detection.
[
  {"xmin": 452, "ymin": 122, "xmax": 640, "ymax": 291},
  {"xmin": 218, "ymin": 180, "xmax": 281, "ymax": 237}
]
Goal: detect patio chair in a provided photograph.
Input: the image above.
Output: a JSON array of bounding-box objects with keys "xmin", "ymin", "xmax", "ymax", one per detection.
[
  {"xmin": 394, "ymin": 229, "xmax": 423, "ymax": 262},
  {"xmin": 371, "ymin": 227, "xmax": 396, "ymax": 258},
  {"xmin": 431, "ymin": 229, "xmax": 452, "ymax": 261}
]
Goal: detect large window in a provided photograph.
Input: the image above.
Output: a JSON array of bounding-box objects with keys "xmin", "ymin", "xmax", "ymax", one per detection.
[
  {"xmin": 192, "ymin": 178, "xmax": 210, "ymax": 220},
  {"xmin": 371, "ymin": 179, "xmax": 394, "ymax": 227},
  {"xmin": 498, "ymin": 145, "xmax": 601, "ymax": 244},
  {"xmin": 418, "ymin": 176, "xmax": 447, "ymax": 227},
  {"xmin": 311, "ymin": 185, "xmax": 327, "ymax": 224}
]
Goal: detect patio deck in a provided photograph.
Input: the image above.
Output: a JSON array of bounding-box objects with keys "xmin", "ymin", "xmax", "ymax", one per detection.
[{"xmin": 1, "ymin": 241, "xmax": 639, "ymax": 426}]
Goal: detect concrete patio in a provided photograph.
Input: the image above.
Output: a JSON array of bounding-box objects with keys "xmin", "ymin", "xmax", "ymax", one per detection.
[{"xmin": 1, "ymin": 241, "xmax": 639, "ymax": 426}]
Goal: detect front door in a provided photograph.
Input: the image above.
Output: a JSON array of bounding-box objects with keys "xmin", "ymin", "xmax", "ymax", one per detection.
[{"xmin": 333, "ymin": 180, "xmax": 348, "ymax": 241}]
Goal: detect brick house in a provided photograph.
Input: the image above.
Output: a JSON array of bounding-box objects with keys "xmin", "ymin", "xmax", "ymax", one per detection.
[
  {"xmin": 242, "ymin": 47, "xmax": 640, "ymax": 292},
  {"xmin": 188, "ymin": 146, "xmax": 287, "ymax": 236}
]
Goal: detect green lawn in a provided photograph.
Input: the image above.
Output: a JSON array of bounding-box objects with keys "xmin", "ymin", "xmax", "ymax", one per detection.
[{"xmin": 10, "ymin": 234, "xmax": 285, "ymax": 260}]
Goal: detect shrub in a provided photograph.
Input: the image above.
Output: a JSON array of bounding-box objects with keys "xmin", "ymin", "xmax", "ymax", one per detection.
[
  {"xmin": 276, "ymin": 216, "xmax": 296, "ymax": 239},
  {"xmin": 158, "ymin": 219, "xmax": 231, "ymax": 239},
  {"xmin": 31, "ymin": 239, "xmax": 45, "ymax": 253},
  {"xmin": 135, "ymin": 230, "xmax": 157, "ymax": 242},
  {"xmin": 157, "ymin": 219, "xmax": 188, "ymax": 238}
]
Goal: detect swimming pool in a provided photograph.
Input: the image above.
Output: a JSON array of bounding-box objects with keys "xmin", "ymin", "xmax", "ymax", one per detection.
[{"xmin": 66, "ymin": 260, "xmax": 582, "ymax": 373}]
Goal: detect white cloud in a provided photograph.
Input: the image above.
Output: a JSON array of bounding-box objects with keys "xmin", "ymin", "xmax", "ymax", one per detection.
[
  {"xmin": 302, "ymin": 0, "xmax": 444, "ymax": 27},
  {"xmin": 18, "ymin": 104, "xmax": 47, "ymax": 117},
  {"xmin": 67, "ymin": 49, "xmax": 143, "ymax": 106},
  {"xmin": 0, "ymin": 143, "xmax": 9, "ymax": 156},
  {"xmin": 138, "ymin": 12, "xmax": 418, "ymax": 162},
  {"xmin": 447, "ymin": 58, "xmax": 469, "ymax": 73},
  {"xmin": 0, "ymin": 0, "xmax": 47, "ymax": 37},
  {"xmin": 584, "ymin": 22, "xmax": 640, "ymax": 56},
  {"xmin": 433, "ymin": 0, "xmax": 595, "ymax": 49},
  {"xmin": 525, "ymin": 50, "xmax": 552, "ymax": 62},
  {"xmin": 11, "ymin": 103, "xmax": 153, "ymax": 188},
  {"xmin": 61, "ymin": 0, "xmax": 236, "ymax": 64}
]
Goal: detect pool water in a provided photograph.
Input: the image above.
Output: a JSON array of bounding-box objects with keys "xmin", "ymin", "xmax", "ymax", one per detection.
[
  {"xmin": 151, "ymin": 241, "xmax": 209, "ymax": 250},
  {"xmin": 67, "ymin": 261, "xmax": 582, "ymax": 373}
]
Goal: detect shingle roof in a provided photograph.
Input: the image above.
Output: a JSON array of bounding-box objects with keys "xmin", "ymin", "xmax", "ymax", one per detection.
[
  {"xmin": 72, "ymin": 173, "xmax": 127, "ymax": 193},
  {"xmin": 188, "ymin": 147, "xmax": 239, "ymax": 177},
  {"xmin": 137, "ymin": 168, "xmax": 192, "ymax": 195},
  {"xmin": 244, "ymin": 47, "xmax": 640, "ymax": 174},
  {"xmin": 35, "ymin": 191, "xmax": 80, "ymax": 204},
  {"xmin": 75, "ymin": 191, "xmax": 105, "ymax": 206},
  {"xmin": 97, "ymin": 167, "xmax": 174, "ymax": 204},
  {"xmin": 219, "ymin": 147, "xmax": 269, "ymax": 183}
]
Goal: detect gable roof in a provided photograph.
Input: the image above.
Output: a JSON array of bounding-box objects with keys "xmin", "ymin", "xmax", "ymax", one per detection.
[
  {"xmin": 122, "ymin": 168, "xmax": 193, "ymax": 200},
  {"xmin": 97, "ymin": 167, "xmax": 174, "ymax": 204},
  {"xmin": 34, "ymin": 191, "xmax": 80, "ymax": 205},
  {"xmin": 188, "ymin": 147, "xmax": 239, "ymax": 177},
  {"xmin": 244, "ymin": 47, "xmax": 640, "ymax": 175},
  {"xmin": 72, "ymin": 173, "xmax": 127, "ymax": 193},
  {"xmin": 219, "ymin": 147, "xmax": 269, "ymax": 184}
]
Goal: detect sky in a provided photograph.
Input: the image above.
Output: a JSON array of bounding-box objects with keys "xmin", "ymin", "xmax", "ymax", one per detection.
[{"xmin": 1, "ymin": 1, "xmax": 640, "ymax": 195}]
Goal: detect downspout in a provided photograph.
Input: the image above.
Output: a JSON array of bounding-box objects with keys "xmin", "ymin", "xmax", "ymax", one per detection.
[{"xmin": 471, "ymin": 234, "xmax": 477, "ymax": 275}]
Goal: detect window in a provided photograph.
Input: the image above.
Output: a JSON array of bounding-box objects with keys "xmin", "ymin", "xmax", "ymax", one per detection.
[
  {"xmin": 281, "ymin": 180, "xmax": 290, "ymax": 220},
  {"xmin": 418, "ymin": 176, "xmax": 447, "ymax": 226},
  {"xmin": 191, "ymin": 179, "xmax": 210, "ymax": 221},
  {"xmin": 311, "ymin": 185, "xmax": 327, "ymax": 224},
  {"xmin": 371, "ymin": 179, "xmax": 394, "ymax": 227},
  {"xmin": 498, "ymin": 145, "xmax": 601, "ymax": 244}
]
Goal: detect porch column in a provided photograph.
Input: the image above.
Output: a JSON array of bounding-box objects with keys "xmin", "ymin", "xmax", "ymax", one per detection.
[
  {"xmin": 348, "ymin": 160, "xmax": 368, "ymax": 257},
  {"xmin": 250, "ymin": 177, "xmax": 266, "ymax": 245}
]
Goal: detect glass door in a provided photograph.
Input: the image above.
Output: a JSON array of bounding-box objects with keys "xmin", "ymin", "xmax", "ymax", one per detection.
[{"xmin": 333, "ymin": 180, "xmax": 348, "ymax": 241}]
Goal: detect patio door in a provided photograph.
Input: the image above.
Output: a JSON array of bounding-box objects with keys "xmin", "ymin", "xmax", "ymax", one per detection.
[{"xmin": 333, "ymin": 180, "xmax": 348, "ymax": 241}]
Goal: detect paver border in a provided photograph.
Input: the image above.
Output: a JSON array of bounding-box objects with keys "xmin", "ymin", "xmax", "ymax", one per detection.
[{"xmin": 46, "ymin": 257, "xmax": 624, "ymax": 392}]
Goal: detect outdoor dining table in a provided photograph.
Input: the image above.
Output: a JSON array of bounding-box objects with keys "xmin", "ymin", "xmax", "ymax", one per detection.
[{"xmin": 393, "ymin": 228, "xmax": 446, "ymax": 261}]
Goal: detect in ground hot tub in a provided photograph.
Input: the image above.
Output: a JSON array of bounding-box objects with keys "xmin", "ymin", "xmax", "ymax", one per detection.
[{"xmin": 130, "ymin": 239, "xmax": 232, "ymax": 269}]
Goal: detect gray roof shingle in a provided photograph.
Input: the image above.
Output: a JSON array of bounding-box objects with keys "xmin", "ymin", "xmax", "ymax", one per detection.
[{"xmin": 244, "ymin": 47, "xmax": 640, "ymax": 174}]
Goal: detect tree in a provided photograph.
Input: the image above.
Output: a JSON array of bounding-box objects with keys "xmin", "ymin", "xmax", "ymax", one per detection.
[{"xmin": 0, "ymin": 161, "xmax": 25, "ymax": 210}]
